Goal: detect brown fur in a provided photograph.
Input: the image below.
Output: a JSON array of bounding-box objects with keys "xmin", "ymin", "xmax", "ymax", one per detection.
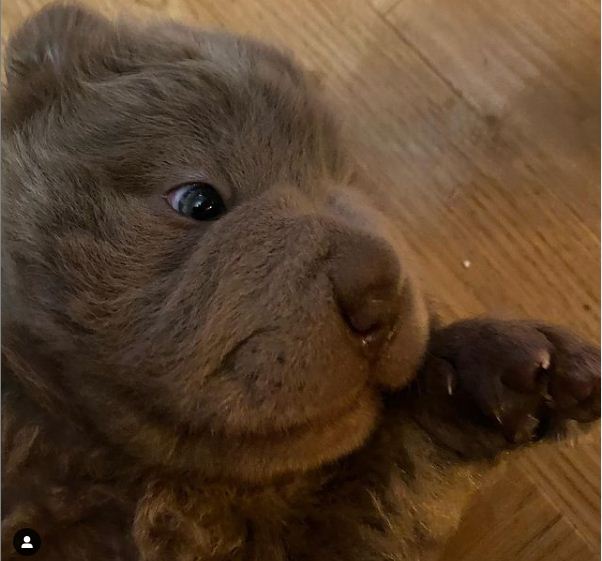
[{"xmin": 2, "ymin": 4, "xmax": 599, "ymax": 560}]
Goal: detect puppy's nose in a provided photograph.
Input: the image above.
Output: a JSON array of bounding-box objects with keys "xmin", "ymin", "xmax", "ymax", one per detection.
[{"xmin": 329, "ymin": 233, "xmax": 402, "ymax": 355}]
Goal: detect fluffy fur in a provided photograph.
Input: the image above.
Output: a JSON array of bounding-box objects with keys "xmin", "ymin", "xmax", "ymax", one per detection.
[{"xmin": 2, "ymin": 4, "xmax": 599, "ymax": 560}]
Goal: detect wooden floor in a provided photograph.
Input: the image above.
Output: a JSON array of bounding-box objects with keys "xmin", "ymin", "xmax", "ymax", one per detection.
[{"xmin": 3, "ymin": 1, "xmax": 600, "ymax": 559}]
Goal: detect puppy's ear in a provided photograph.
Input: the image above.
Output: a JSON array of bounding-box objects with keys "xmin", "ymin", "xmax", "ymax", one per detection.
[
  {"xmin": 5, "ymin": 2, "xmax": 113, "ymax": 84},
  {"xmin": 3, "ymin": 3, "xmax": 116, "ymax": 127}
]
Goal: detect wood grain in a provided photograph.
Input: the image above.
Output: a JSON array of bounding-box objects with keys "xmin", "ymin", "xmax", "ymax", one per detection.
[
  {"xmin": 442, "ymin": 464, "xmax": 597, "ymax": 561},
  {"xmin": 2, "ymin": 1, "xmax": 599, "ymax": 559}
]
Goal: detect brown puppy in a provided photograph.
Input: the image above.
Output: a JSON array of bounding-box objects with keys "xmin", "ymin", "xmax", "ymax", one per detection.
[{"xmin": 1, "ymin": 3, "xmax": 599, "ymax": 560}]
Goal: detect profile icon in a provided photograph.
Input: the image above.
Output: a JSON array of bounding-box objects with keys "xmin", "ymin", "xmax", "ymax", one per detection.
[
  {"xmin": 12, "ymin": 528, "xmax": 41, "ymax": 556},
  {"xmin": 21, "ymin": 536, "xmax": 34, "ymax": 549}
]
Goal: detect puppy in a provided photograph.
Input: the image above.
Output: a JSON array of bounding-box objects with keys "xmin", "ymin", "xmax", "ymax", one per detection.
[{"xmin": 2, "ymin": 4, "xmax": 599, "ymax": 560}]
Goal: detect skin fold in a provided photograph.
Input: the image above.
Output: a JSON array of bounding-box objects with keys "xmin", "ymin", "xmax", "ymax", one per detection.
[{"xmin": 1, "ymin": 4, "xmax": 599, "ymax": 560}]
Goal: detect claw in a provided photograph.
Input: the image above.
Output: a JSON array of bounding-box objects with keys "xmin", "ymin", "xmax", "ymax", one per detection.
[
  {"xmin": 446, "ymin": 372, "xmax": 454, "ymax": 396},
  {"xmin": 493, "ymin": 409, "xmax": 503, "ymax": 425},
  {"xmin": 524, "ymin": 414, "xmax": 539, "ymax": 434}
]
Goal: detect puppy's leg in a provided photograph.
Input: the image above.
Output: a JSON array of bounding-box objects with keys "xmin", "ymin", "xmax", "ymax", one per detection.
[{"xmin": 386, "ymin": 318, "xmax": 599, "ymax": 559}]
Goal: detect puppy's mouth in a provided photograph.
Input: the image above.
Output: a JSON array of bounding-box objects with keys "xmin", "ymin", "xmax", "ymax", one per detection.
[
  {"xmin": 216, "ymin": 385, "xmax": 381, "ymax": 480},
  {"xmin": 241, "ymin": 383, "xmax": 376, "ymax": 442}
]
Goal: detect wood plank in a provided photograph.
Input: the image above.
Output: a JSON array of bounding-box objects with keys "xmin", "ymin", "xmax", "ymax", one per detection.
[
  {"xmin": 369, "ymin": 0, "xmax": 400, "ymax": 15},
  {"xmin": 519, "ymin": 428, "xmax": 601, "ymax": 549},
  {"xmin": 442, "ymin": 465, "xmax": 596, "ymax": 561}
]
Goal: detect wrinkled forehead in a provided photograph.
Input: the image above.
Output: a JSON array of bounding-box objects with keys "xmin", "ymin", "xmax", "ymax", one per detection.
[{"xmin": 65, "ymin": 35, "xmax": 346, "ymax": 199}]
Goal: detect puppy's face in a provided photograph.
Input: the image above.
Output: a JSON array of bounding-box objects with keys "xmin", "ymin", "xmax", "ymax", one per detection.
[{"xmin": 3, "ymin": 5, "xmax": 429, "ymax": 480}]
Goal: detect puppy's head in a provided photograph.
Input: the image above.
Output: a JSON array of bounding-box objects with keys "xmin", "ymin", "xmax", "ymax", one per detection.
[{"xmin": 2, "ymin": 3, "xmax": 429, "ymax": 481}]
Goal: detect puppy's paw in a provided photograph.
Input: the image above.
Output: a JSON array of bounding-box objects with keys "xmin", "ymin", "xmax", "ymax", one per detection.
[{"xmin": 413, "ymin": 319, "xmax": 600, "ymax": 457}]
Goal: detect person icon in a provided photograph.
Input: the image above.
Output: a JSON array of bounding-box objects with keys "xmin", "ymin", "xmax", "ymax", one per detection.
[{"xmin": 12, "ymin": 528, "xmax": 41, "ymax": 555}]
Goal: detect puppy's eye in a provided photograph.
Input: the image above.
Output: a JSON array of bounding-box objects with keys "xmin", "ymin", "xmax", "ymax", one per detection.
[{"xmin": 166, "ymin": 183, "xmax": 226, "ymax": 221}]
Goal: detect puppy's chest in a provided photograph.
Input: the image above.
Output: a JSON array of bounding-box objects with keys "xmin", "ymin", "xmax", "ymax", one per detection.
[
  {"xmin": 226, "ymin": 483, "xmax": 405, "ymax": 561},
  {"xmin": 237, "ymin": 424, "xmax": 435, "ymax": 560},
  {"xmin": 238, "ymin": 419, "xmax": 475, "ymax": 561},
  {"xmin": 134, "ymin": 466, "xmax": 416, "ymax": 561}
]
